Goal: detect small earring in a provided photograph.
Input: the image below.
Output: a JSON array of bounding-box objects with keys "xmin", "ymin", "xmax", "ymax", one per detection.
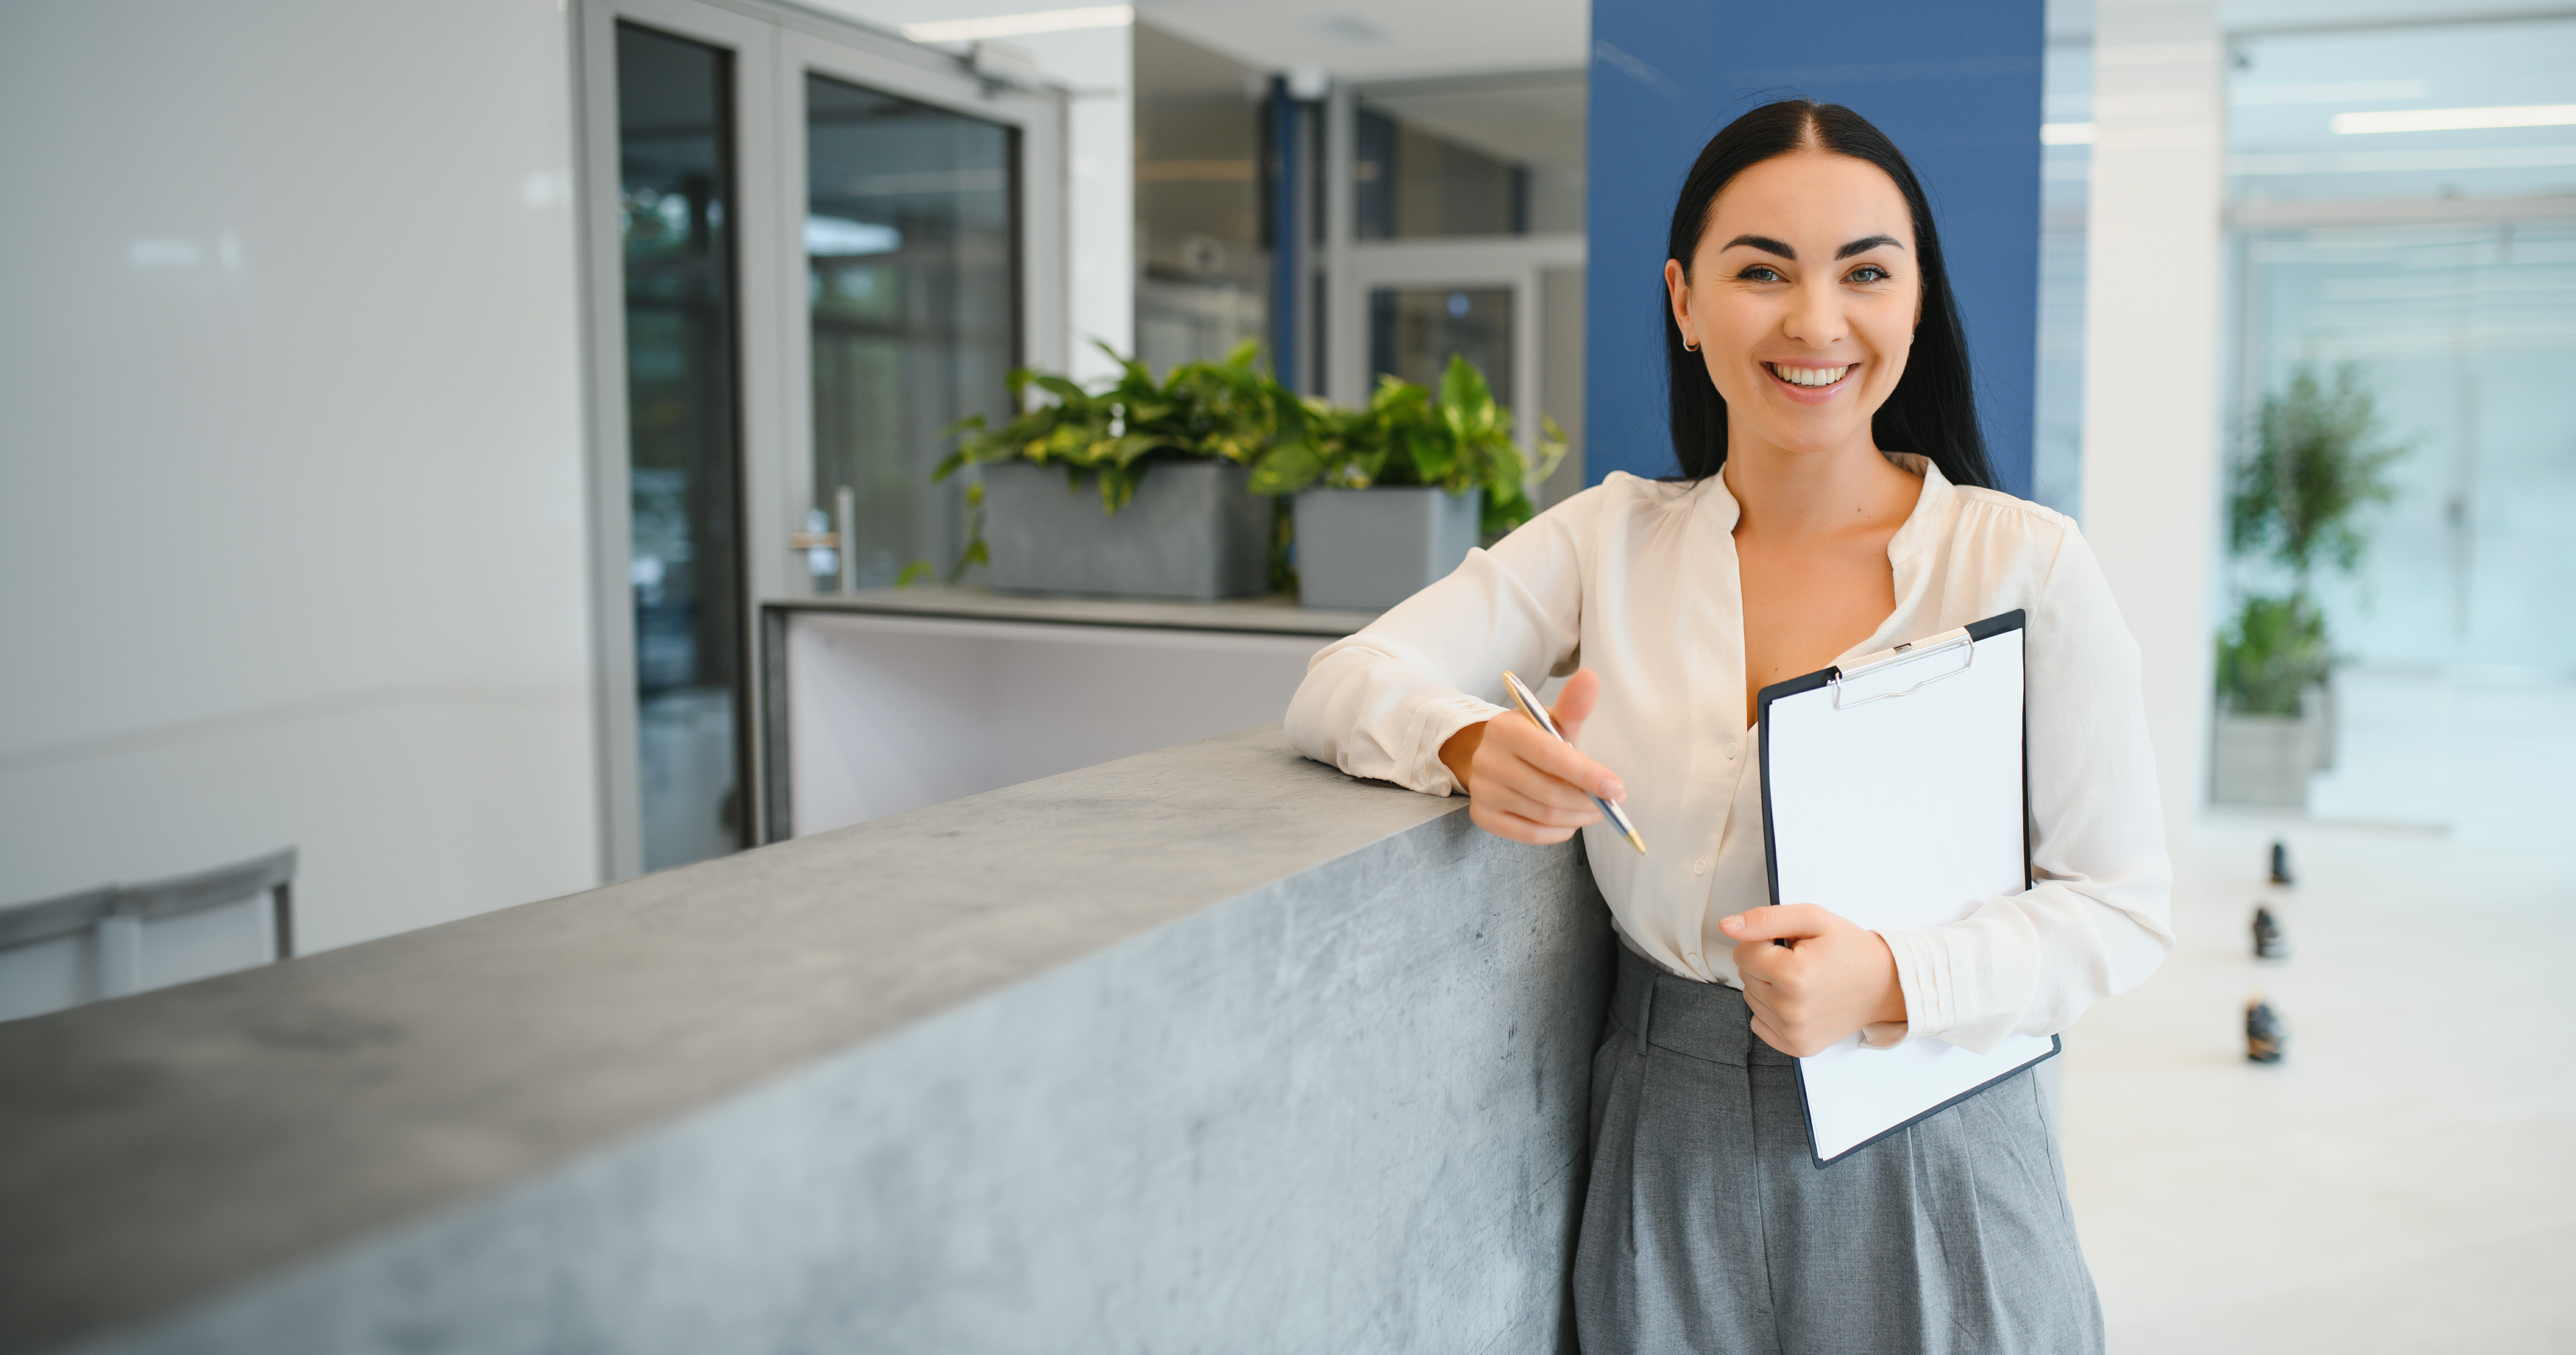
[{"xmin": 1683, "ymin": 335, "xmax": 1700, "ymax": 352}]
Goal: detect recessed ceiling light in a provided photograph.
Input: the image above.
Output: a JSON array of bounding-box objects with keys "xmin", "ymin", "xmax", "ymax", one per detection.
[
  {"xmin": 2232, "ymin": 79, "xmax": 2428, "ymax": 107},
  {"xmin": 1311, "ymin": 15, "xmax": 1388, "ymax": 44},
  {"xmin": 900, "ymin": 5, "xmax": 1131, "ymax": 45},
  {"xmin": 2333, "ymin": 104, "xmax": 2576, "ymax": 135}
]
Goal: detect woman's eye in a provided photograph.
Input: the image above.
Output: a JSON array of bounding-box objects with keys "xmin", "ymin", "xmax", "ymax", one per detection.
[
  {"xmin": 1738, "ymin": 265, "xmax": 1784, "ymax": 283},
  {"xmin": 1848, "ymin": 265, "xmax": 1892, "ymax": 284}
]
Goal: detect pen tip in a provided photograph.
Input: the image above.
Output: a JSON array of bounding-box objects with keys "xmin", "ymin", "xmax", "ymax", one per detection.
[{"xmin": 1627, "ymin": 830, "xmax": 1648, "ymax": 854}]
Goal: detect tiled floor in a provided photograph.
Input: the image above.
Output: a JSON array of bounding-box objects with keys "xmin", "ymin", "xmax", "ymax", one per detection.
[{"xmin": 2061, "ymin": 673, "xmax": 2576, "ymax": 1352}]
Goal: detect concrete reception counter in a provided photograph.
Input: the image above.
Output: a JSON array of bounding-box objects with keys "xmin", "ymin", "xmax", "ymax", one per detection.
[{"xmin": 0, "ymin": 725, "xmax": 1613, "ymax": 1354}]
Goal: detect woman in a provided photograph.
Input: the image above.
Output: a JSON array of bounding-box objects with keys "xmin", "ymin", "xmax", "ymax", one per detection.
[{"xmin": 1285, "ymin": 101, "xmax": 2171, "ymax": 1353}]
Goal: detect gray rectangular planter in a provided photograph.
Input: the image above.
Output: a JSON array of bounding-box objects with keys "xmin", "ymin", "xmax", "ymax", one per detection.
[
  {"xmin": 981, "ymin": 460, "xmax": 1269, "ymax": 601},
  {"xmin": 1294, "ymin": 486, "xmax": 1483, "ymax": 611},
  {"xmin": 2210, "ymin": 683, "xmax": 2331, "ymax": 809}
]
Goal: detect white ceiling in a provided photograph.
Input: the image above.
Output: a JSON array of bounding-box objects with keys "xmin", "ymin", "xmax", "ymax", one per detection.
[
  {"xmin": 1133, "ymin": 0, "xmax": 1587, "ymax": 80},
  {"xmin": 799, "ymin": 0, "xmax": 1590, "ymax": 81},
  {"xmin": 803, "ymin": 0, "xmax": 2576, "ymax": 85},
  {"xmin": 1361, "ymin": 75, "xmax": 1587, "ymax": 168}
]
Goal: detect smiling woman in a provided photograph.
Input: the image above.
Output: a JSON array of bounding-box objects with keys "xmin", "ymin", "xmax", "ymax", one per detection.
[
  {"xmin": 1661, "ymin": 101, "xmax": 1996, "ymax": 491},
  {"xmin": 1287, "ymin": 98, "xmax": 2171, "ymax": 1355}
]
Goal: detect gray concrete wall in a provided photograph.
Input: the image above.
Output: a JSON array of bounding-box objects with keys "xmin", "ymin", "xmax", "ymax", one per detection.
[{"xmin": 1, "ymin": 727, "xmax": 1612, "ymax": 1355}]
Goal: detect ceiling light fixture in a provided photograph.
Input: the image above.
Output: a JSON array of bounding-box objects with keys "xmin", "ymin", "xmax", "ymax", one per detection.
[
  {"xmin": 2231, "ymin": 79, "xmax": 2427, "ymax": 107},
  {"xmin": 2332, "ymin": 104, "xmax": 2576, "ymax": 135},
  {"xmin": 901, "ymin": 4, "xmax": 1131, "ymax": 44}
]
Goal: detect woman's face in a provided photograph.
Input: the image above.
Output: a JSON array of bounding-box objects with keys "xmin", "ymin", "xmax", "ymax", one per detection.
[{"xmin": 1664, "ymin": 150, "xmax": 1921, "ymax": 462}]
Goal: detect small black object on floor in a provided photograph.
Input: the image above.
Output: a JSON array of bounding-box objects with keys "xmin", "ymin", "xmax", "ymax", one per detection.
[
  {"xmin": 2252, "ymin": 904, "xmax": 2288, "ymax": 960},
  {"xmin": 2269, "ymin": 839, "xmax": 2294, "ymax": 886},
  {"xmin": 2246, "ymin": 996, "xmax": 2286, "ymax": 1063}
]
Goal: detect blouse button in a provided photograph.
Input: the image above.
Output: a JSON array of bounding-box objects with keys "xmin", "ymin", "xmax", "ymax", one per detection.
[
  {"xmin": 1692, "ymin": 858, "xmax": 1710, "ymax": 876},
  {"xmin": 1726, "ymin": 743, "xmax": 1739, "ymax": 759}
]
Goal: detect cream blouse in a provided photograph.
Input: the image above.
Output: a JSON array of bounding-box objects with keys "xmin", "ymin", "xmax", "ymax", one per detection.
[{"xmin": 1284, "ymin": 456, "xmax": 2173, "ymax": 1052}]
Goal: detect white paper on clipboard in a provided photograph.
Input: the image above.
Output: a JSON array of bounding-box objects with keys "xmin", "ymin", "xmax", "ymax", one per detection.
[{"xmin": 1756, "ymin": 610, "xmax": 2056, "ymax": 1168}]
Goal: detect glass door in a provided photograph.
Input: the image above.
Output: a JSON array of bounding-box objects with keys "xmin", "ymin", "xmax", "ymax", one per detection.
[
  {"xmin": 1369, "ymin": 285, "xmax": 1516, "ymax": 408},
  {"xmin": 615, "ymin": 20, "xmax": 750, "ymax": 873},
  {"xmin": 803, "ymin": 75, "xmax": 1017, "ymax": 591},
  {"xmin": 583, "ymin": 1, "xmax": 1066, "ymax": 874}
]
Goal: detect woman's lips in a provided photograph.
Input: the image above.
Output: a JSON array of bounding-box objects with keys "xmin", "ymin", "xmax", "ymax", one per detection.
[{"xmin": 1764, "ymin": 362, "xmax": 1855, "ymax": 404}]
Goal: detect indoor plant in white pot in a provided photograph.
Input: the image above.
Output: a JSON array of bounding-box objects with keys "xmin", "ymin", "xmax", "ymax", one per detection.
[
  {"xmin": 927, "ymin": 341, "xmax": 1296, "ymax": 600},
  {"xmin": 1252, "ymin": 355, "xmax": 1565, "ymax": 611},
  {"xmin": 2212, "ymin": 364, "xmax": 2407, "ymax": 807}
]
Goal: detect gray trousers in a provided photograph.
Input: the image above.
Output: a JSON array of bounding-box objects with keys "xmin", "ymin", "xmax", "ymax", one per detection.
[{"xmin": 1572, "ymin": 945, "xmax": 2104, "ymax": 1355}]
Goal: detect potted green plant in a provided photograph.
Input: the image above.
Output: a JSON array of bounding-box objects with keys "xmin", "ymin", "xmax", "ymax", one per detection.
[
  {"xmin": 2211, "ymin": 363, "xmax": 2407, "ymax": 807},
  {"xmin": 928, "ymin": 341, "xmax": 1298, "ymax": 600},
  {"xmin": 1251, "ymin": 355, "xmax": 1567, "ymax": 611}
]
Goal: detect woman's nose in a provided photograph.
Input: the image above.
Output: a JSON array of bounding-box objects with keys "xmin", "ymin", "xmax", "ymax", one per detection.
[{"xmin": 1781, "ymin": 281, "xmax": 1845, "ymax": 348}]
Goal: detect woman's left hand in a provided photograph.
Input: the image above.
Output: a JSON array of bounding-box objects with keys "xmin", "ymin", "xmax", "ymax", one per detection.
[{"xmin": 1720, "ymin": 905, "xmax": 1907, "ymax": 1056}]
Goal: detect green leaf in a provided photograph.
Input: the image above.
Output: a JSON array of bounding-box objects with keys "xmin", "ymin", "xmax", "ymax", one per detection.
[
  {"xmin": 1250, "ymin": 441, "xmax": 1323, "ymax": 496},
  {"xmin": 895, "ymin": 559, "xmax": 935, "ymax": 588},
  {"xmin": 1487, "ymin": 436, "xmax": 1525, "ymax": 498},
  {"xmin": 1410, "ymin": 428, "xmax": 1456, "ymax": 483},
  {"xmin": 1031, "ymin": 373, "xmax": 1090, "ymax": 404},
  {"xmin": 1438, "ymin": 354, "xmax": 1488, "ymax": 419},
  {"xmin": 1099, "ymin": 465, "xmax": 1140, "ymax": 513}
]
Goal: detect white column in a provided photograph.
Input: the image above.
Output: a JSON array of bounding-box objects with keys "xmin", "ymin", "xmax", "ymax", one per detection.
[
  {"xmin": 2079, "ymin": 1, "xmax": 2225, "ymax": 837},
  {"xmin": 1013, "ymin": 26, "xmax": 1134, "ymax": 383}
]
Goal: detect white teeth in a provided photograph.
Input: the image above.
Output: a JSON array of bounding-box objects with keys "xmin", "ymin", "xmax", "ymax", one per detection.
[{"xmin": 1771, "ymin": 364, "xmax": 1851, "ymax": 388}]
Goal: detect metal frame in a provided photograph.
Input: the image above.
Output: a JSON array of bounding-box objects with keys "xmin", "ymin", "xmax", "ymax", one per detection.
[
  {"xmin": 1332, "ymin": 233, "xmax": 1585, "ymax": 468},
  {"xmin": 575, "ymin": 0, "xmax": 1068, "ymax": 875},
  {"xmin": 1322, "ymin": 82, "xmax": 1357, "ymax": 404},
  {"xmin": 0, "ymin": 847, "xmax": 297, "ymax": 1007}
]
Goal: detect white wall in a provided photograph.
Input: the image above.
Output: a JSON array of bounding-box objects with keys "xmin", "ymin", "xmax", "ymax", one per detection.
[
  {"xmin": 2078, "ymin": 0, "xmax": 2225, "ymax": 836},
  {"xmin": 1019, "ymin": 26, "xmax": 1136, "ymax": 387},
  {"xmin": 0, "ymin": 0, "xmax": 601, "ymax": 952}
]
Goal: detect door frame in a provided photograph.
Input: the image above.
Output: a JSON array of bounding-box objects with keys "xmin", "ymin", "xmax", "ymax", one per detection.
[
  {"xmin": 1333, "ymin": 233, "xmax": 1584, "ymax": 470},
  {"xmin": 575, "ymin": 0, "xmax": 1067, "ymax": 878}
]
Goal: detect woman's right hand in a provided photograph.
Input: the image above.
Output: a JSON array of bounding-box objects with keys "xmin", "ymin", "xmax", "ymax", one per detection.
[{"xmin": 1437, "ymin": 668, "xmax": 1628, "ymax": 845}]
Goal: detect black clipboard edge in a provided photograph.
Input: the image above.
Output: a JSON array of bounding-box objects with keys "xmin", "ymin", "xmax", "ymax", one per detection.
[{"xmin": 1751, "ymin": 609, "xmax": 2040, "ymax": 1170}]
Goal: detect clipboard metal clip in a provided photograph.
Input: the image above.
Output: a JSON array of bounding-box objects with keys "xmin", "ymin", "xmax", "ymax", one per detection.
[{"xmin": 1829, "ymin": 631, "xmax": 1976, "ymax": 710}]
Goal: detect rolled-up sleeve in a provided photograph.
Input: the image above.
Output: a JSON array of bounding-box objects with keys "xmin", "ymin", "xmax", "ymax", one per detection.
[
  {"xmin": 1284, "ymin": 490, "xmax": 1594, "ymax": 795},
  {"xmin": 1878, "ymin": 526, "xmax": 2176, "ymax": 1051}
]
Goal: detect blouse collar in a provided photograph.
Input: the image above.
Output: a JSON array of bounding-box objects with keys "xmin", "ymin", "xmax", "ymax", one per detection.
[{"xmin": 1882, "ymin": 452, "xmax": 1956, "ymax": 568}]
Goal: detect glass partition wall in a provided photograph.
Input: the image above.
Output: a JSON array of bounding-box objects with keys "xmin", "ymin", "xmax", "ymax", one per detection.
[
  {"xmin": 2218, "ymin": 14, "xmax": 2576, "ymax": 836},
  {"xmin": 1329, "ymin": 68, "xmax": 1587, "ymax": 503},
  {"xmin": 1133, "ymin": 24, "xmax": 1270, "ymax": 375}
]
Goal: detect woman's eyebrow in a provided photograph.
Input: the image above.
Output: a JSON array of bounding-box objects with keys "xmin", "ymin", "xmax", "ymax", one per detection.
[
  {"xmin": 1835, "ymin": 234, "xmax": 1904, "ymax": 259},
  {"xmin": 1721, "ymin": 234, "xmax": 1795, "ymax": 258}
]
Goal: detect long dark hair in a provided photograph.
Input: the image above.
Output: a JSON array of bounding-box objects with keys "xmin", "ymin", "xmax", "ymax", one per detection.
[{"xmin": 1664, "ymin": 100, "xmax": 1997, "ymax": 490}]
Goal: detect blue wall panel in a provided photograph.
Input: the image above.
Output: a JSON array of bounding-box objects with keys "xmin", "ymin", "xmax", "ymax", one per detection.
[{"xmin": 1585, "ymin": 1, "xmax": 2045, "ymax": 497}]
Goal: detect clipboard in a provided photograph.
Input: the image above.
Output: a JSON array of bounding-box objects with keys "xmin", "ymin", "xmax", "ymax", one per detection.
[{"xmin": 1755, "ymin": 609, "xmax": 2057, "ymax": 1169}]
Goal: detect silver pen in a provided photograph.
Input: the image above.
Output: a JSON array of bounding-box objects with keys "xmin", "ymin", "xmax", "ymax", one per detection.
[{"xmin": 1500, "ymin": 670, "xmax": 1646, "ymax": 855}]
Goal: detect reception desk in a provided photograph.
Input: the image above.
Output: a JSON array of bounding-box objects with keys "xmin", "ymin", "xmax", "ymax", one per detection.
[{"xmin": 0, "ymin": 726, "xmax": 1613, "ymax": 1354}]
